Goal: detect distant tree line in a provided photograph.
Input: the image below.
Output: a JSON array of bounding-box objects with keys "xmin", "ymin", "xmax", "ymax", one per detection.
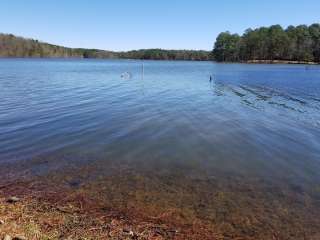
[
  {"xmin": 118, "ymin": 49, "xmax": 210, "ymax": 61},
  {"xmin": 0, "ymin": 33, "xmax": 210, "ymax": 61},
  {"xmin": 0, "ymin": 34, "xmax": 119, "ymax": 58},
  {"xmin": 212, "ymin": 24, "xmax": 320, "ymax": 63}
]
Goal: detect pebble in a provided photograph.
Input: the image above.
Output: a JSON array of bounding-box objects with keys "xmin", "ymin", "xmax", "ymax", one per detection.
[
  {"xmin": 0, "ymin": 219, "xmax": 4, "ymax": 225},
  {"xmin": 3, "ymin": 235, "xmax": 12, "ymax": 240},
  {"xmin": 123, "ymin": 228, "xmax": 134, "ymax": 236},
  {"xmin": 13, "ymin": 237, "xmax": 26, "ymax": 240},
  {"xmin": 7, "ymin": 197, "xmax": 20, "ymax": 203}
]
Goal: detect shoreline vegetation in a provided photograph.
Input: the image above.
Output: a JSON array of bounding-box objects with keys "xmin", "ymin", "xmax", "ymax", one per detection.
[
  {"xmin": 1, "ymin": 23, "xmax": 320, "ymax": 64},
  {"xmin": 213, "ymin": 23, "xmax": 320, "ymax": 64},
  {"xmin": 0, "ymin": 33, "xmax": 210, "ymax": 61}
]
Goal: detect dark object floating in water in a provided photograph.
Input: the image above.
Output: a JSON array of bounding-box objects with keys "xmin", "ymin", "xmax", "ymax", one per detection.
[{"xmin": 121, "ymin": 72, "xmax": 132, "ymax": 80}]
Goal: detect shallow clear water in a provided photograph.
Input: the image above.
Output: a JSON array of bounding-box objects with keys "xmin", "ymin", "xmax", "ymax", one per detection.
[{"xmin": 0, "ymin": 59, "xmax": 320, "ymax": 185}]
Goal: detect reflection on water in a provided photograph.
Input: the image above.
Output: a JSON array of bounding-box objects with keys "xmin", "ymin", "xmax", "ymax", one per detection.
[{"xmin": 1, "ymin": 59, "xmax": 320, "ymax": 238}]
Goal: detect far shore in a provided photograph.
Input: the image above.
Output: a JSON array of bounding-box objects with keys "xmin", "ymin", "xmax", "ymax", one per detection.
[
  {"xmin": 0, "ymin": 56, "xmax": 320, "ymax": 65},
  {"xmin": 245, "ymin": 59, "xmax": 319, "ymax": 65},
  {"xmin": 1, "ymin": 57, "xmax": 319, "ymax": 65}
]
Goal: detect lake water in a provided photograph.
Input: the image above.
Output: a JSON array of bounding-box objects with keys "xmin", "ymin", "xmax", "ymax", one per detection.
[
  {"xmin": 1, "ymin": 59, "xmax": 320, "ymax": 237},
  {"xmin": 1, "ymin": 59, "xmax": 319, "ymax": 177}
]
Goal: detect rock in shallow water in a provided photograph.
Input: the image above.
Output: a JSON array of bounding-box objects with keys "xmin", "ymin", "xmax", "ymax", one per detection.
[
  {"xmin": 13, "ymin": 237, "xmax": 26, "ymax": 240},
  {"xmin": 7, "ymin": 197, "xmax": 20, "ymax": 203}
]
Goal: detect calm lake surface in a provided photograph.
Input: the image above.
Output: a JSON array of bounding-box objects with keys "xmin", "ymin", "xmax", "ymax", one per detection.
[
  {"xmin": 1, "ymin": 59, "xmax": 320, "ymax": 237},
  {"xmin": 1, "ymin": 59, "xmax": 319, "ymax": 179}
]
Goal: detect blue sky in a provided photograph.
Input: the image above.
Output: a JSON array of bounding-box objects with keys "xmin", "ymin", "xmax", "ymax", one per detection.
[{"xmin": 0, "ymin": 0, "xmax": 319, "ymax": 51}]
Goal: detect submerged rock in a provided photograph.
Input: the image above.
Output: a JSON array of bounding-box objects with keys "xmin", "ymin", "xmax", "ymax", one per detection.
[
  {"xmin": 7, "ymin": 197, "xmax": 20, "ymax": 203},
  {"xmin": 123, "ymin": 228, "xmax": 135, "ymax": 236},
  {"xmin": 13, "ymin": 237, "xmax": 26, "ymax": 240}
]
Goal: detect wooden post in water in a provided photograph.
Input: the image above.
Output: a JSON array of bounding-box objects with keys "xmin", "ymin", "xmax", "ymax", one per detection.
[
  {"xmin": 142, "ymin": 61, "xmax": 144, "ymax": 80},
  {"xmin": 141, "ymin": 61, "xmax": 145, "ymax": 95}
]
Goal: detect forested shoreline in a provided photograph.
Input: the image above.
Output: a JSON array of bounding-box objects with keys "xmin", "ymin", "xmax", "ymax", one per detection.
[
  {"xmin": 212, "ymin": 23, "xmax": 320, "ymax": 63},
  {"xmin": 1, "ymin": 23, "xmax": 320, "ymax": 63},
  {"xmin": 0, "ymin": 33, "xmax": 210, "ymax": 61}
]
